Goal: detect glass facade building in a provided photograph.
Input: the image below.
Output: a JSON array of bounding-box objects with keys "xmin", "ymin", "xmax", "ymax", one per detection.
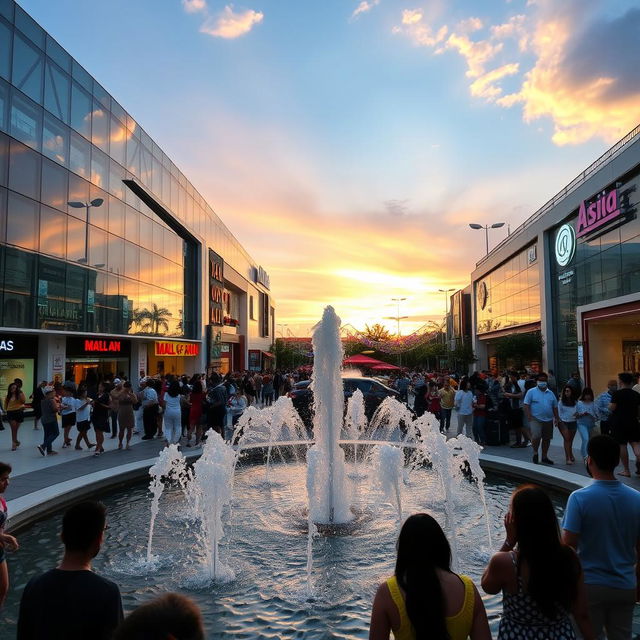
[
  {"xmin": 471, "ymin": 123, "xmax": 640, "ymax": 392},
  {"xmin": 0, "ymin": 0, "xmax": 274, "ymax": 393}
]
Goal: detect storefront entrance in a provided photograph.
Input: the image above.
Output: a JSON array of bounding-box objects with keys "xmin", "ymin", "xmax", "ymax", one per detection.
[
  {"xmin": 581, "ymin": 299, "xmax": 640, "ymax": 393},
  {"xmin": 147, "ymin": 340, "xmax": 201, "ymax": 377},
  {"xmin": 66, "ymin": 337, "xmax": 131, "ymax": 385}
]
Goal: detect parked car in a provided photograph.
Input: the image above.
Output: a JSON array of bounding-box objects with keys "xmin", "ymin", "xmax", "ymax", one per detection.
[{"xmin": 288, "ymin": 376, "xmax": 400, "ymax": 429}]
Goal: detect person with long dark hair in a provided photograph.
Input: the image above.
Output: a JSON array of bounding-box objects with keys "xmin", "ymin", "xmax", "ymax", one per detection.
[
  {"xmin": 4, "ymin": 382, "xmax": 26, "ymax": 451},
  {"xmin": 558, "ymin": 384, "xmax": 578, "ymax": 465},
  {"xmin": 370, "ymin": 513, "xmax": 490, "ymax": 640},
  {"xmin": 482, "ymin": 485, "xmax": 593, "ymax": 639}
]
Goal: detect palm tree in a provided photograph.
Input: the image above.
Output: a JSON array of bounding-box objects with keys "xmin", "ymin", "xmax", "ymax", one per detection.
[
  {"xmin": 132, "ymin": 304, "xmax": 172, "ymax": 335},
  {"xmin": 363, "ymin": 323, "xmax": 393, "ymax": 341}
]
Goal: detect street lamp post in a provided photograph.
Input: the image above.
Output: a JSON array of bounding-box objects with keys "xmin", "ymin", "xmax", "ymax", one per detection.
[
  {"xmin": 68, "ymin": 198, "xmax": 104, "ymax": 265},
  {"xmin": 469, "ymin": 222, "xmax": 505, "ymax": 255},
  {"xmin": 385, "ymin": 297, "xmax": 408, "ymax": 368}
]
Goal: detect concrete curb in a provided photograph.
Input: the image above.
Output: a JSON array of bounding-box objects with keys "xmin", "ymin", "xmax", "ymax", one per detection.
[{"xmin": 7, "ymin": 448, "xmax": 589, "ymax": 533}]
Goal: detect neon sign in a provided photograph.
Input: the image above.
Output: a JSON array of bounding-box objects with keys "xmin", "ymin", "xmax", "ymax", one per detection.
[
  {"xmin": 576, "ymin": 188, "xmax": 620, "ymax": 238},
  {"xmin": 84, "ymin": 340, "xmax": 122, "ymax": 353},
  {"xmin": 154, "ymin": 341, "xmax": 200, "ymax": 356}
]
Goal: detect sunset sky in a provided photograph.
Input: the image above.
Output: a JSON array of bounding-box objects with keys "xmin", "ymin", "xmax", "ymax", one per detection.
[{"xmin": 23, "ymin": 0, "xmax": 640, "ymax": 336}]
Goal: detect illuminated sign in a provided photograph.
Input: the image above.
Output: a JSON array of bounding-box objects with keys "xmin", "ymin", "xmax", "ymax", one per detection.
[
  {"xmin": 84, "ymin": 340, "xmax": 122, "ymax": 353},
  {"xmin": 555, "ymin": 224, "xmax": 576, "ymax": 267},
  {"xmin": 209, "ymin": 249, "xmax": 224, "ymax": 327},
  {"xmin": 0, "ymin": 340, "xmax": 14, "ymax": 351},
  {"xmin": 576, "ymin": 187, "xmax": 620, "ymax": 238},
  {"xmin": 154, "ymin": 341, "xmax": 200, "ymax": 357}
]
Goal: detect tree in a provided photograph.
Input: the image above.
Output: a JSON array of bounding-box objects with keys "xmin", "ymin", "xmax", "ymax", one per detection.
[
  {"xmin": 361, "ymin": 323, "xmax": 393, "ymax": 341},
  {"xmin": 133, "ymin": 304, "xmax": 173, "ymax": 335},
  {"xmin": 273, "ymin": 339, "xmax": 309, "ymax": 369}
]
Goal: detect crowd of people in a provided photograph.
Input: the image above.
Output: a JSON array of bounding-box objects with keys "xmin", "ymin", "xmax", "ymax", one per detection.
[
  {"xmin": 0, "ymin": 370, "xmax": 300, "ymax": 457},
  {"xmin": 0, "ymin": 435, "xmax": 637, "ymax": 638},
  {"xmin": 386, "ymin": 368, "xmax": 640, "ymax": 474}
]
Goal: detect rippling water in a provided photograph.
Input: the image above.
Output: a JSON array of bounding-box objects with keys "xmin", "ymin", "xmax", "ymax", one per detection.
[{"xmin": 2, "ymin": 463, "xmax": 566, "ymax": 638}]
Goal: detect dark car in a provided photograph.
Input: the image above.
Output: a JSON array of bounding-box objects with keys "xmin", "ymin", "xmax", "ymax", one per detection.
[{"xmin": 288, "ymin": 377, "xmax": 400, "ymax": 428}]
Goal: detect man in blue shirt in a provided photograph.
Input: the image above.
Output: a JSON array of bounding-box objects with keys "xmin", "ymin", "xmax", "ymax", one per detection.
[
  {"xmin": 595, "ymin": 380, "xmax": 617, "ymax": 437},
  {"xmin": 523, "ymin": 372, "xmax": 559, "ymax": 465},
  {"xmin": 563, "ymin": 435, "xmax": 640, "ymax": 640}
]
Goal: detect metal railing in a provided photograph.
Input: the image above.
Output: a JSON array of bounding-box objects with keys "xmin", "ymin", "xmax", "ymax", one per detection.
[{"xmin": 476, "ymin": 123, "xmax": 640, "ymax": 268}]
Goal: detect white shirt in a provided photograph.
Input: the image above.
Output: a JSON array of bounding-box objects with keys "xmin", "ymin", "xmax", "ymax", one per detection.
[
  {"xmin": 60, "ymin": 396, "xmax": 76, "ymax": 415},
  {"xmin": 454, "ymin": 390, "xmax": 474, "ymax": 416},
  {"xmin": 558, "ymin": 400, "xmax": 577, "ymax": 422},
  {"xmin": 163, "ymin": 393, "xmax": 181, "ymax": 414}
]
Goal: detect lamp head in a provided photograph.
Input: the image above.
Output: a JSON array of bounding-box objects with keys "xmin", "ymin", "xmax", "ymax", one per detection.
[
  {"xmin": 68, "ymin": 201, "xmax": 85, "ymax": 208},
  {"xmin": 90, "ymin": 198, "xmax": 104, "ymax": 207},
  {"xmin": 491, "ymin": 222, "xmax": 505, "ymax": 229},
  {"xmin": 469, "ymin": 223, "xmax": 483, "ymax": 230}
]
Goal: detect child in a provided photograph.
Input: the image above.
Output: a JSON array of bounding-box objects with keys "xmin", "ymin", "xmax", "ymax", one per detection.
[
  {"xmin": 576, "ymin": 387, "xmax": 599, "ymax": 462},
  {"xmin": 74, "ymin": 387, "xmax": 95, "ymax": 451},
  {"xmin": 0, "ymin": 461, "xmax": 19, "ymax": 608}
]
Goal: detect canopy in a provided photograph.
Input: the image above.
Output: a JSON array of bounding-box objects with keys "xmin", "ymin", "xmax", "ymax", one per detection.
[
  {"xmin": 343, "ymin": 354, "xmax": 386, "ymax": 366},
  {"xmin": 370, "ymin": 363, "xmax": 401, "ymax": 371}
]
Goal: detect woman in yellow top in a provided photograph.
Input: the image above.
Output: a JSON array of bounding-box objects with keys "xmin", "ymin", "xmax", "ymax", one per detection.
[
  {"xmin": 370, "ymin": 513, "xmax": 491, "ymax": 640},
  {"xmin": 4, "ymin": 382, "xmax": 27, "ymax": 451}
]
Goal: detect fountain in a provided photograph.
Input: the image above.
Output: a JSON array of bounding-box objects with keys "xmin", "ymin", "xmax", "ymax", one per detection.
[{"xmin": 143, "ymin": 305, "xmax": 494, "ymax": 596}]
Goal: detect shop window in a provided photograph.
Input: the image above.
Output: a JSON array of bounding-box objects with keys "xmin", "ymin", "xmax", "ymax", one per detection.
[
  {"xmin": 90, "ymin": 146, "xmax": 108, "ymax": 189},
  {"xmin": 0, "ymin": 132, "xmax": 7, "ymax": 186},
  {"xmin": 12, "ymin": 32, "xmax": 43, "ymax": 103},
  {"xmin": 0, "ymin": 78, "xmax": 8, "ymax": 133},
  {"xmin": 66, "ymin": 215, "xmax": 86, "ymax": 263},
  {"xmin": 8, "ymin": 138, "xmax": 40, "ymax": 199},
  {"xmin": 0, "ymin": 186, "xmax": 6, "ymax": 242},
  {"xmin": 39, "ymin": 205, "xmax": 66, "ymax": 258},
  {"xmin": 42, "ymin": 111, "xmax": 68, "ymax": 166},
  {"xmin": 0, "ymin": 19, "xmax": 10, "ymax": 81},
  {"xmin": 44, "ymin": 60, "xmax": 69, "ymax": 123},
  {"xmin": 88, "ymin": 226, "xmax": 107, "ymax": 267},
  {"xmin": 41, "ymin": 157, "xmax": 67, "ymax": 211},
  {"xmin": 46, "ymin": 35, "xmax": 71, "ymax": 73},
  {"xmin": 10, "ymin": 89, "xmax": 42, "ymax": 150},
  {"xmin": 67, "ymin": 173, "xmax": 88, "ymax": 220},
  {"xmin": 69, "ymin": 130, "xmax": 90, "ymax": 178},
  {"xmin": 6, "ymin": 191, "xmax": 38, "ymax": 250},
  {"xmin": 70, "ymin": 82, "xmax": 91, "ymax": 139}
]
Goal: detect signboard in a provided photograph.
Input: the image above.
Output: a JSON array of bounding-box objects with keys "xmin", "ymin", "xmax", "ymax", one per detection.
[
  {"xmin": 84, "ymin": 339, "xmax": 122, "ymax": 353},
  {"xmin": 577, "ymin": 345, "xmax": 584, "ymax": 368},
  {"xmin": 254, "ymin": 265, "xmax": 271, "ymax": 290},
  {"xmin": 555, "ymin": 223, "xmax": 576, "ymax": 267},
  {"xmin": 527, "ymin": 244, "xmax": 537, "ymax": 265},
  {"xmin": 0, "ymin": 359, "xmax": 34, "ymax": 406},
  {"xmin": 154, "ymin": 341, "xmax": 200, "ymax": 356},
  {"xmin": 477, "ymin": 281, "xmax": 488, "ymax": 310},
  {"xmin": 576, "ymin": 187, "xmax": 620, "ymax": 238},
  {"xmin": 66, "ymin": 337, "xmax": 131, "ymax": 356},
  {"xmin": 208, "ymin": 249, "xmax": 224, "ymax": 326},
  {"xmin": 207, "ymin": 325, "xmax": 222, "ymax": 368}
]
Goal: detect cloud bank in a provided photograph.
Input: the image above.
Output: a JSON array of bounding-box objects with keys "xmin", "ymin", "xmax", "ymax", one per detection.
[
  {"xmin": 182, "ymin": 1, "xmax": 263, "ymax": 39},
  {"xmin": 394, "ymin": 2, "xmax": 640, "ymax": 145}
]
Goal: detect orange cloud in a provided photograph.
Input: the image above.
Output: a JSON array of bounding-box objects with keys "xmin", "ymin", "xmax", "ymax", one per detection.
[
  {"xmin": 201, "ymin": 5, "xmax": 264, "ymax": 39},
  {"xmin": 182, "ymin": 0, "xmax": 207, "ymax": 13},
  {"xmin": 393, "ymin": 3, "xmax": 640, "ymax": 146}
]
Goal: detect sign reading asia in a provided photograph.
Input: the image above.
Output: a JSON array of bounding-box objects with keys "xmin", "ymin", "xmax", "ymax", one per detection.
[
  {"xmin": 576, "ymin": 187, "xmax": 620, "ymax": 238},
  {"xmin": 209, "ymin": 249, "xmax": 224, "ymax": 327},
  {"xmin": 154, "ymin": 341, "xmax": 200, "ymax": 357}
]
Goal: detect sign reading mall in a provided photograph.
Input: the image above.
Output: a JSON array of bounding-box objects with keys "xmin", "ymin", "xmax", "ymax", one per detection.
[{"xmin": 154, "ymin": 341, "xmax": 200, "ymax": 357}]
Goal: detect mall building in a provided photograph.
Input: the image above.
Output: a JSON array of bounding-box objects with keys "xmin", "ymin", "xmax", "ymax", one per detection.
[
  {"xmin": 470, "ymin": 124, "xmax": 640, "ymax": 394},
  {"xmin": 0, "ymin": 1, "xmax": 275, "ymax": 399}
]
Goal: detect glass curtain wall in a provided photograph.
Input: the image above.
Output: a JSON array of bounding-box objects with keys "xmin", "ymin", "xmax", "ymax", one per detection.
[{"xmin": 0, "ymin": 0, "xmax": 261, "ymax": 338}]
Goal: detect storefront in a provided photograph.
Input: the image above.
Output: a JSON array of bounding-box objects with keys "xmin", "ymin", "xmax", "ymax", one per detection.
[
  {"xmin": 0, "ymin": 334, "xmax": 37, "ymax": 402},
  {"xmin": 550, "ymin": 168, "xmax": 640, "ymax": 389},
  {"xmin": 147, "ymin": 340, "xmax": 201, "ymax": 377},
  {"xmin": 248, "ymin": 349, "xmax": 275, "ymax": 372},
  {"xmin": 65, "ymin": 337, "xmax": 131, "ymax": 385}
]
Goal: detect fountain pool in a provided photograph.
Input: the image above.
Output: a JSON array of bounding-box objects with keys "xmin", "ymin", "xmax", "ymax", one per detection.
[{"xmin": 1, "ymin": 463, "xmax": 567, "ymax": 637}]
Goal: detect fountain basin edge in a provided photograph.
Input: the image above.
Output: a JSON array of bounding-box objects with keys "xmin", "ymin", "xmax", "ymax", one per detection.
[{"xmin": 7, "ymin": 447, "xmax": 590, "ymax": 535}]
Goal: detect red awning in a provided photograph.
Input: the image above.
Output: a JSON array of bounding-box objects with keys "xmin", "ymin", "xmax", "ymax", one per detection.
[
  {"xmin": 262, "ymin": 351, "xmax": 274, "ymax": 358},
  {"xmin": 370, "ymin": 363, "xmax": 401, "ymax": 371},
  {"xmin": 343, "ymin": 354, "xmax": 386, "ymax": 366}
]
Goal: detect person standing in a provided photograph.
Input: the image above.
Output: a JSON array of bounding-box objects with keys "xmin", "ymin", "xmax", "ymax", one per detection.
[
  {"xmin": 557, "ymin": 384, "xmax": 578, "ymax": 465},
  {"xmin": 563, "ymin": 435, "xmax": 640, "ymax": 640},
  {"xmin": 483, "ymin": 485, "xmax": 593, "ymax": 639},
  {"xmin": 60, "ymin": 385, "xmax": 78, "ymax": 448},
  {"xmin": 0, "ymin": 461, "xmax": 19, "ymax": 608},
  {"xmin": 503, "ymin": 371, "xmax": 527, "ymax": 447},
  {"xmin": 472, "ymin": 383, "xmax": 488, "ymax": 446},
  {"xmin": 30, "ymin": 381, "xmax": 46, "ymax": 431},
  {"xmin": 109, "ymin": 379, "xmax": 123, "ymax": 440},
  {"xmin": 187, "ymin": 378, "xmax": 204, "ymax": 447},
  {"xmin": 454, "ymin": 378, "xmax": 474, "ymax": 437},
  {"xmin": 73, "ymin": 386, "xmax": 94, "ymax": 451},
  {"xmin": 4, "ymin": 382, "xmax": 26, "ymax": 451},
  {"xmin": 37, "ymin": 386, "xmax": 60, "ymax": 456},
  {"xmin": 162, "ymin": 380, "xmax": 183, "ymax": 446},
  {"xmin": 566, "ymin": 371, "xmax": 583, "ymax": 396},
  {"xmin": 523, "ymin": 372, "xmax": 558, "ymax": 465},
  {"xmin": 206, "ymin": 375, "xmax": 228, "ymax": 436},
  {"xmin": 116, "ymin": 381, "xmax": 137, "ymax": 450},
  {"xmin": 438, "ymin": 377, "xmax": 455, "ymax": 433},
  {"xmin": 140, "ymin": 378, "xmax": 159, "ymax": 440},
  {"xmin": 596, "ymin": 380, "xmax": 617, "ymax": 437},
  {"xmin": 262, "ymin": 374, "xmax": 274, "ymax": 407},
  {"xmin": 91, "ymin": 383, "xmax": 112, "ymax": 456},
  {"xmin": 576, "ymin": 388, "xmax": 599, "ymax": 463},
  {"xmin": 608, "ymin": 372, "xmax": 640, "ymax": 477},
  {"xmin": 17, "ymin": 501, "xmax": 123, "ymax": 639},
  {"xmin": 426, "ymin": 381, "xmax": 442, "ymax": 430}
]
